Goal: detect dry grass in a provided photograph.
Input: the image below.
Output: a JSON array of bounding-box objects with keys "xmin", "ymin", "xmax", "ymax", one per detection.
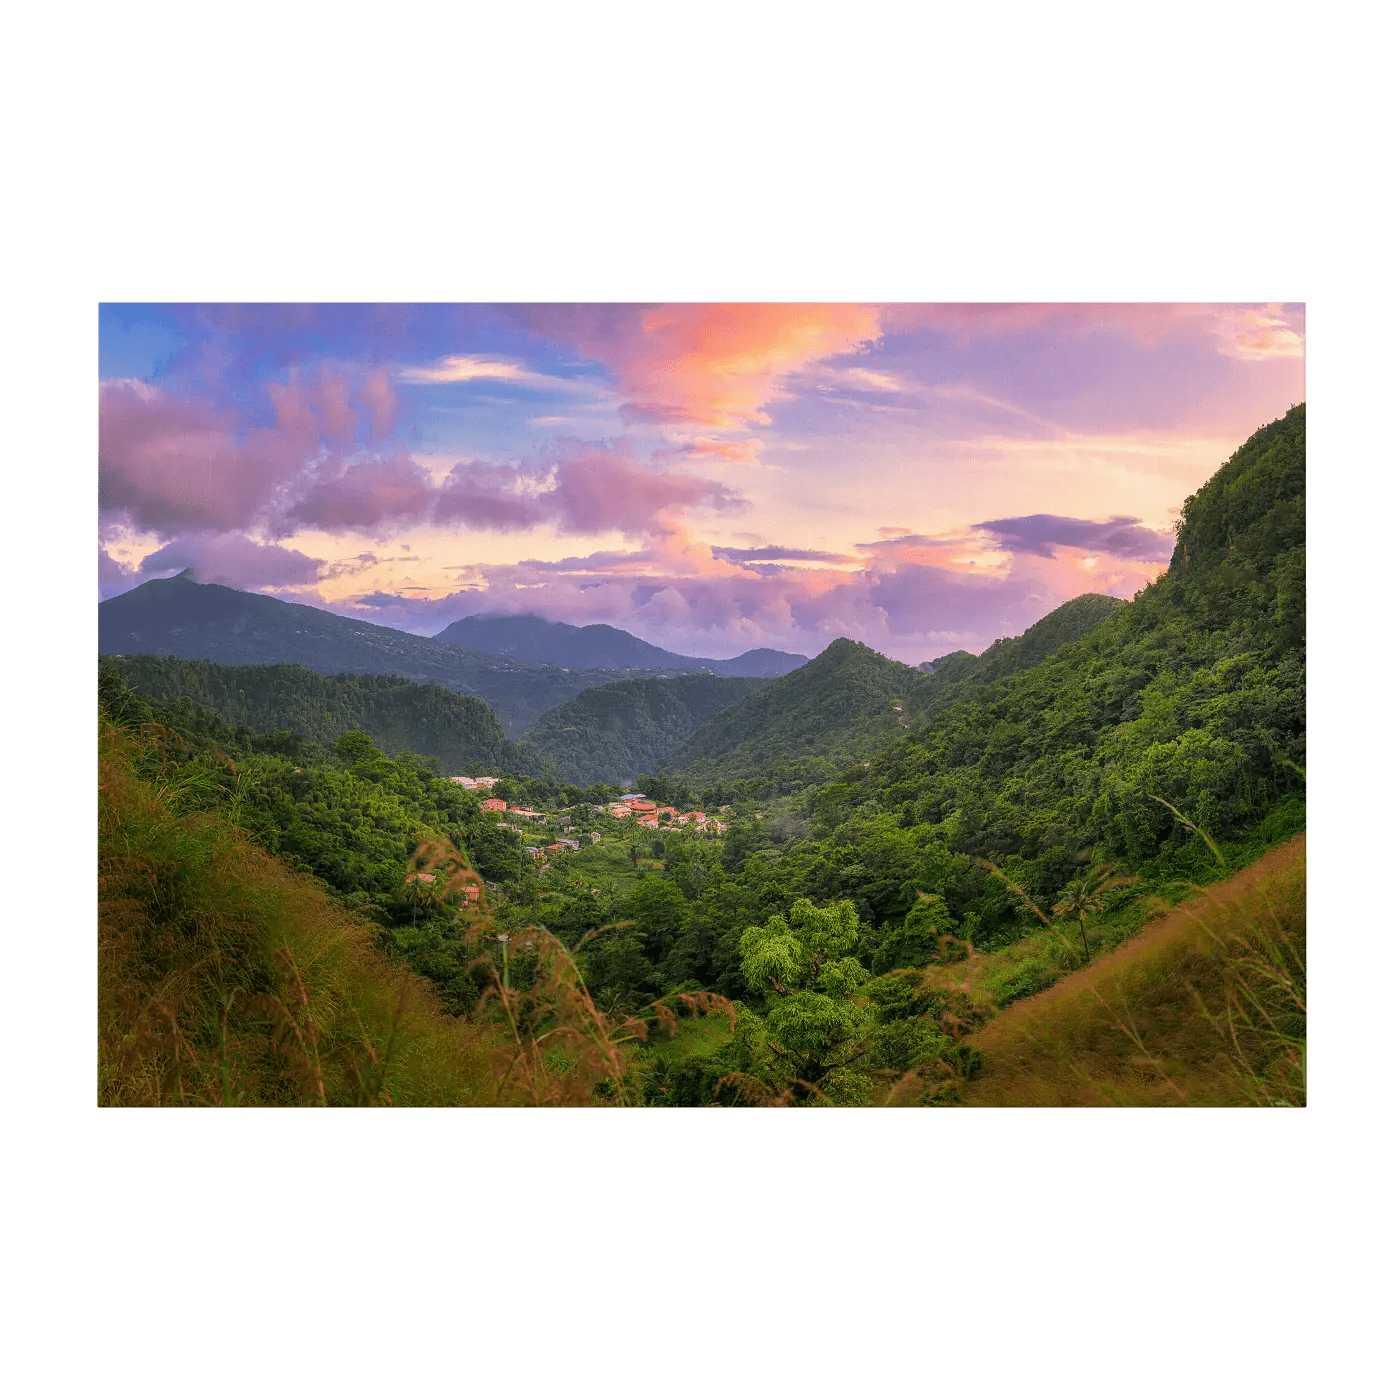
[
  {"xmin": 471, "ymin": 919, "xmax": 736, "ymax": 1106},
  {"xmin": 961, "ymin": 836, "xmax": 1305, "ymax": 1107},
  {"xmin": 98, "ymin": 719, "xmax": 506, "ymax": 1106}
]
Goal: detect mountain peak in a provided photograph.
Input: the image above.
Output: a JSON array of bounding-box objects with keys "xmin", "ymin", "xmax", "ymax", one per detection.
[{"xmin": 434, "ymin": 611, "xmax": 807, "ymax": 676}]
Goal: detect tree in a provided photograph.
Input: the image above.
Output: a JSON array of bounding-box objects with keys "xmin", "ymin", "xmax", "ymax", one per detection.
[
  {"xmin": 622, "ymin": 877, "xmax": 689, "ymax": 964},
  {"xmin": 737, "ymin": 898, "xmax": 871, "ymax": 1101},
  {"xmin": 1052, "ymin": 864, "xmax": 1131, "ymax": 959}
]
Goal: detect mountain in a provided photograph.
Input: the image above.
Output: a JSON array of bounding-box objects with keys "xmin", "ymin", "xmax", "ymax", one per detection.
[
  {"xmin": 517, "ymin": 674, "xmax": 773, "ymax": 786},
  {"xmin": 712, "ymin": 647, "xmax": 811, "ymax": 678},
  {"xmin": 824, "ymin": 403, "xmax": 1306, "ymax": 865},
  {"xmin": 99, "ymin": 573, "xmax": 677, "ymax": 736},
  {"xmin": 100, "ymin": 654, "xmax": 541, "ymax": 776},
  {"xmin": 667, "ymin": 639, "xmax": 923, "ymax": 790},
  {"xmin": 667, "ymin": 593, "xmax": 1133, "ymax": 792},
  {"xmin": 434, "ymin": 611, "xmax": 807, "ymax": 677},
  {"xmin": 916, "ymin": 593, "xmax": 1126, "ymax": 686}
]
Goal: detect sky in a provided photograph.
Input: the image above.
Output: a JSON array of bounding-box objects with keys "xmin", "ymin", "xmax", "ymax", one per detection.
[{"xmin": 98, "ymin": 303, "xmax": 1304, "ymax": 665}]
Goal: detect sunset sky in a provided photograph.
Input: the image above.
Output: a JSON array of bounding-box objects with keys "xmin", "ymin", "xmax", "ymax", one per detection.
[{"xmin": 98, "ymin": 303, "xmax": 1304, "ymax": 664}]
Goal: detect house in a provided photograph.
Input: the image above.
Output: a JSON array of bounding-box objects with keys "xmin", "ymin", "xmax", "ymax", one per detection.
[
  {"xmin": 682, "ymin": 810, "xmax": 707, "ymax": 825},
  {"xmin": 638, "ymin": 815, "xmax": 659, "ymax": 829},
  {"xmin": 626, "ymin": 799, "xmax": 658, "ymax": 815},
  {"xmin": 448, "ymin": 776, "xmax": 500, "ymax": 790},
  {"xmin": 587, "ymin": 831, "xmax": 602, "ymax": 844},
  {"xmin": 509, "ymin": 807, "xmax": 547, "ymax": 820},
  {"xmin": 560, "ymin": 838, "xmax": 580, "ymax": 851},
  {"xmin": 481, "ymin": 797, "xmax": 508, "ymax": 812}
]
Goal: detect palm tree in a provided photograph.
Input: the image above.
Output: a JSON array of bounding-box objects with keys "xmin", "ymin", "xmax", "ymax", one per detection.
[{"xmin": 1053, "ymin": 864, "xmax": 1132, "ymax": 959}]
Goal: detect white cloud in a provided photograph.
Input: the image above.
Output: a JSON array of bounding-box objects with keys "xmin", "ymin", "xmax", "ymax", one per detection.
[{"xmin": 397, "ymin": 354, "xmax": 596, "ymax": 390}]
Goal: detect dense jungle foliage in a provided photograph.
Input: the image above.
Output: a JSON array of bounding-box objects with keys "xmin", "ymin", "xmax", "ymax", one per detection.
[
  {"xmin": 101, "ymin": 655, "xmax": 533, "ymax": 776},
  {"xmin": 517, "ymin": 673, "xmax": 772, "ymax": 785},
  {"xmin": 97, "ymin": 406, "xmax": 1304, "ymax": 1106},
  {"xmin": 667, "ymin": 592, "xmax": 1128, "ymax": 793}
]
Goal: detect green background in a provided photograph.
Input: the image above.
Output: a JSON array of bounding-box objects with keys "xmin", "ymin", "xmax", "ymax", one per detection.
[{"xmin": 13, "ymin": 5, "xmax": 1388, "ymax": 1394}]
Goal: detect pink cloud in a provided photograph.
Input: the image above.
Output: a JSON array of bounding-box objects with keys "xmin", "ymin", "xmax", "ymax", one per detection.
[
  {"xmin": 100, "ymin": 369, "xmax": 417, "ymax": 538},
  {"xmin": 336, "ymin": 511, "xmax": 1153, "ymax": 662},
  {"xmin": 289, "ymin": 451, "xmax": 433, "ymax": 532},
  {"xmin": 434, "ymin": 442, "xmax": 746, "ymax": 537},
  {"xmin": 549, "ymin": 448, "xmax": 744, "ymax": 533},
  {"xmin": 361, "ymin": 369, "xmax": 399, "ymax": 439},
  {"xmin": 528, "ymin": 304, "xmax": 883, "ymax": 428},
  {"xmin": 130, "ymin": 531, "xmax": 325, "ymax": 592},
  {"xmin": 434, "ymin": 461, "xmax": 549, "ymax": 531},
  {"xmin": 651, "ymin": 436, "xmax": 767, "ymax": 468},
  {"xmin": 880, "ymin": 302, "xmax": 1307, "ymax": 370},
  {"xmin": 99, "ymin": 380, "xmax": 301, "ymax": 534}
]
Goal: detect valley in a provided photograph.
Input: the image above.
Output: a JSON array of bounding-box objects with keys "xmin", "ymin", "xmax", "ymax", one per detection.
[{"xmin": 98, "ymin": 405, "xmax": 1306, "ymax": 1107}]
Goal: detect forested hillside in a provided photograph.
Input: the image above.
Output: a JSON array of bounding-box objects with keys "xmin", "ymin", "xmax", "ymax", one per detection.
[
  {"xmin": 102, "ymin": 654, "xmax": 537, "ymax": 776},
  {"xmin": 518, "ymin": 674, "xmax": 773, "ymax": 785},
  {"xmin": 668, "ymin": 591, "xmax": 1126, "ymax": 795},
  {"xmin": 668, "ymin": 639, "xmax": 921, "ymax": 790},
  {"xmin": 99, "ymin": 572, "xmax": 675, "ymax": 734},
  {"xmin": 928, "ymin": 592, "xmax": 1126, "ymax": 685}
]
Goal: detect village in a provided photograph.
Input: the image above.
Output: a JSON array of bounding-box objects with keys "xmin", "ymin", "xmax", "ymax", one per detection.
[{"xmin": 446, "ymin": 776, "xmax": 727, "ymax": 873}]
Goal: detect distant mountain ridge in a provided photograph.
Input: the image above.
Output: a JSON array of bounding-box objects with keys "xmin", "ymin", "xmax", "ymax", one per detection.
[
  {"xmin": 100, "ymin": 573, "xmax": 677, "ymax": 736},
  {"xmin": 434, "ymin": 611, "xmax": 807, "ymax": 677}
]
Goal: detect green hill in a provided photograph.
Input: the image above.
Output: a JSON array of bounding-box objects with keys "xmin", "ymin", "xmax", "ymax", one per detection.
[
  {"xmin": 950, "ymin": 593, "xmax": 1126, "ymax": 683},
  {"xmin": 667, "ymin": 639, "xmax": 922, "ymax": 790},
  {"xmin": 825, "ymin": 403, "xmax": 1306, "ymax": 868},
  {"xmin": 667, "ymin": 592, "xmax": 1130, "ymax": 794},
  {"xmin": 100, "ymin": 654, "xmax": 541, "ymax": 776},
  {"xmin": 518, "ymin": 674, "xmax": 772, "ymax": 785}
]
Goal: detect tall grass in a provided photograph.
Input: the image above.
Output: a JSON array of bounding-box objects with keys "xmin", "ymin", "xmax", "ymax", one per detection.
[
  {"xmin": 473, "ymin": 923, "xmax": 736, "ymax": 1106},
  {"xmin": 98, "ymin": 719, "xmax": 504, "ymax": 1106},
  {"xmin": 961, "ymin": 838, "xmax": 1305, "ymax": 1107}
]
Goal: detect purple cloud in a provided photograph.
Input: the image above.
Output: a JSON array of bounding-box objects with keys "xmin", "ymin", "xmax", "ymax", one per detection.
[
  {"xmin": 548, "ymin": 447, "xmax": 745, "ymax": 534},
  {"xmin": 133, "ymin": 531, "xmax": 325, "ymax": 591},
  {"xmin": 100, "ymin": 371, "xmax": 405, "ymax": 539},
  {"xmin": 710, "ymin": 544, "xmax": 858, "ymax": 564},
  {"xmin": 972, "ymin": 514, "xmax": 1174, "ymax": 561},
  {"xmin": 289, "ymin": 452, "xmax": 433, "ymax": 532},
  {"xmin": 435, "ymin": 443, "xmax": 746, "ymax": 537},
  {"xmin": 434, "ymin": 461, "xmax": 549, "ymax": 531}
]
